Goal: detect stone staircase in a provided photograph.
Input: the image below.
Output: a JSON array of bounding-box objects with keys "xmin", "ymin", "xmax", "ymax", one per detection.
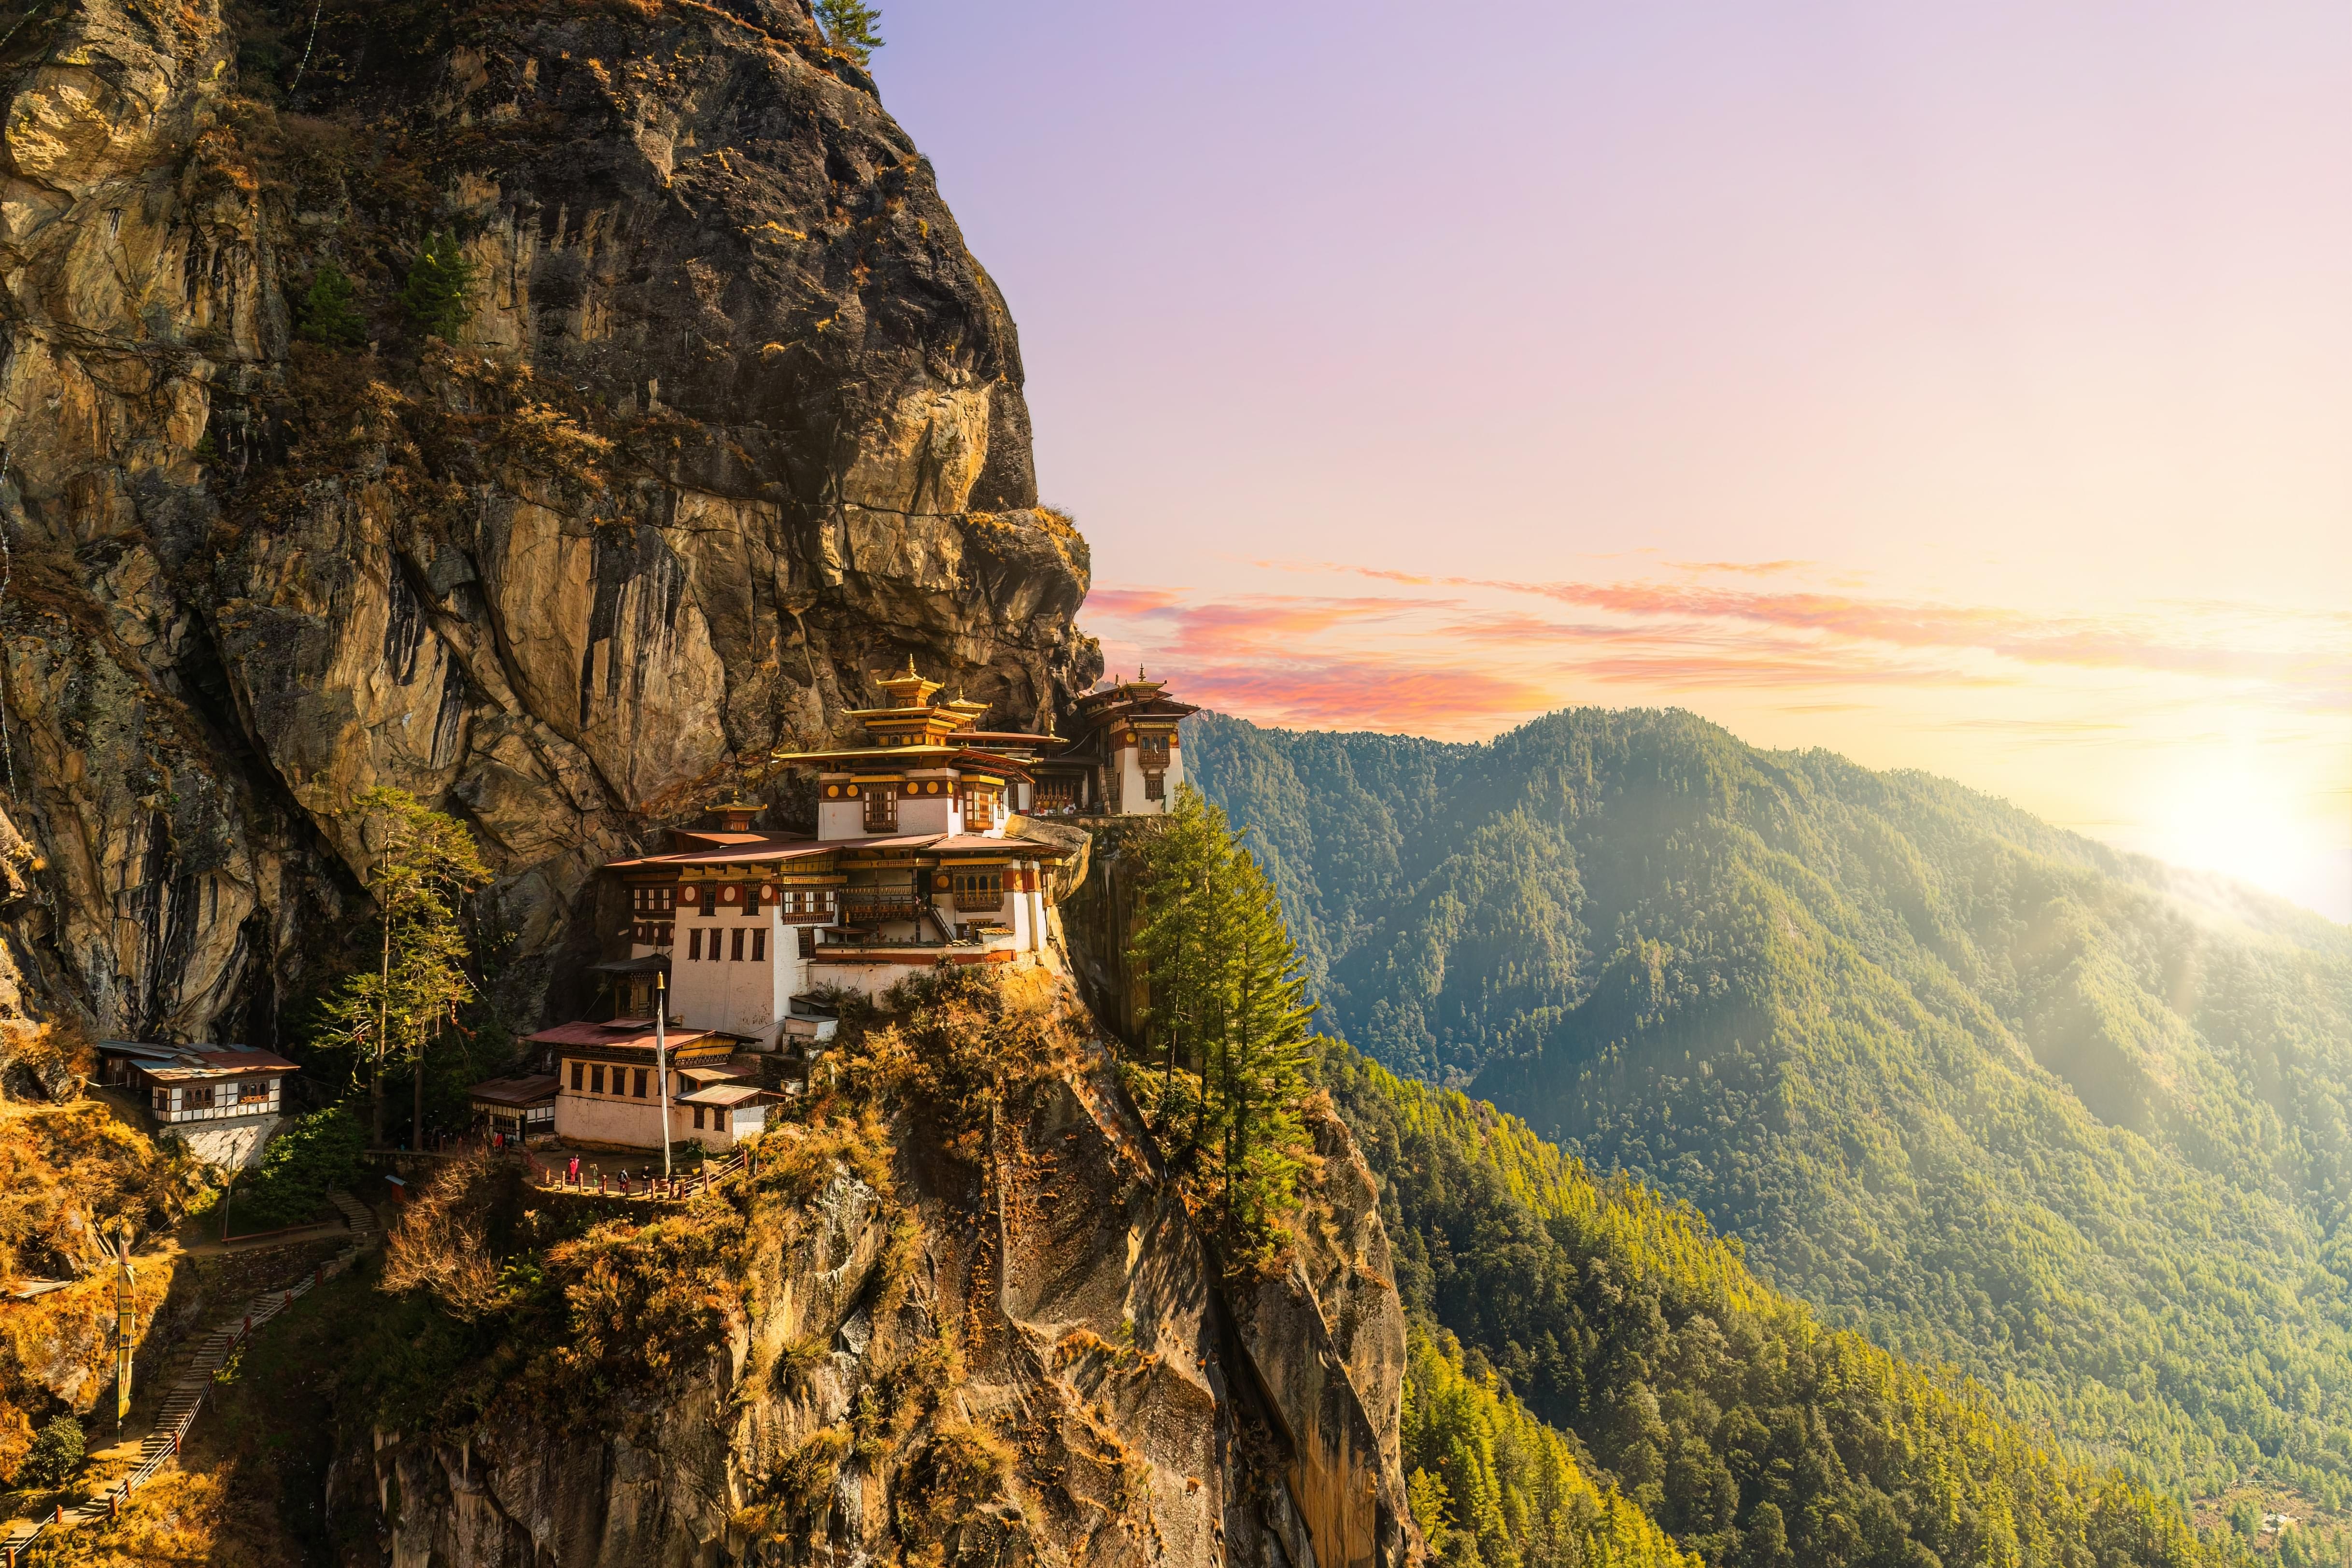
[{"xmin": 0, "ymin": 1191, "xmax": 382, "ymax": 1562}]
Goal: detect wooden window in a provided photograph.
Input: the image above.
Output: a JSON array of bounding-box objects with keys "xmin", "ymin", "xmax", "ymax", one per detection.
[
  {"xmin": 571, "ymin": 1061, "xmax": 584, "ymax": 1091},
  {"xmin": 951, "ymin": 869, "xmax": 1003, "ymax": 911},
  {"xmin": 864, "ymin": 786, "xmax": 898, "ymax": 833},
  {"xmin": 633, "ymin": 1068, "xmax": 648, "ymax": 1099},
  {"xmin": 798, "ymin": 928, "xmax": 817, "ymax": 959},
  {"xmin": 152, "ymin": 1088, "xmax": 169, "ymax": 1115},
  {"xmin": 1035, "ymin": 776, "xmax": 1078, "ymax": 810},
  {"xmin": 1139, "ymin": 733, "xmax": 1170, "ymax": 766},
  {"xmin": 591, "ymin": 1064, "xmax": 605, "ymax": 1095},
  {"xmin": 730, "ymin": 928, "xmax": 746, "ymax": 962},
  {"xmin": 688, "ymin": 929, "xmax": 702, "ymax": 961},
  {"xmin": 751, "ymin": 929, "xmax": 767, "ymax": 962},
  {"xmin": 693, "ymin": 1106, "xmax": 707, "ymax": 1130},
  {"xmin": 1144, "ymin": 771, "xmax": 1166, "ymax": 802},
  {"xmin": 184, "ymin": 1084, "xmax": 215, "ymax": 1110},
  {"xmin": 239, "ymin": 1079, "xmax": 272, "ymax": 1104}
]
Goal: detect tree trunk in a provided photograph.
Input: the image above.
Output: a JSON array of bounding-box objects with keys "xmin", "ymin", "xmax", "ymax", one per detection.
[
  {"xmin": 370, "ymin": 1050, "xmax": 386, "ymax": 1146},
  {"xmin": 372, "ymin": 862, "xmax": 393, "ymax": 1148},
  {"xmin": 412, "ymin": 1035, "xmax": 425, "ymax": 1151}
]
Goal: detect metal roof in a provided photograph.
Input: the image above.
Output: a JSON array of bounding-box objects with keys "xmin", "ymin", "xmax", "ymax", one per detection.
[
  {"xmin": 468, "ymin": 1074, "xmax": 559, "ymax": 1107},
  {"xmin": 525, "ymin": 1019, "xmax": 731, "ymax": 1050},
  {"xmin": 678, "ymin": 1084, "xmax": 769, "ymax": 1108}
]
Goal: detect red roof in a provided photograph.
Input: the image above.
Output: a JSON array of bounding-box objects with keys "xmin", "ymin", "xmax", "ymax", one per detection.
[
  {"xmin": 602, "ymin": 829, "xmax": 1059, "ymax": 872},
  {"xmin": 604, "ymin": 833, "xmax": 948, "ymax": 871},
  {"xmin": 929, "ymin": 833, "xmax": 1079, "ymax": 857}
]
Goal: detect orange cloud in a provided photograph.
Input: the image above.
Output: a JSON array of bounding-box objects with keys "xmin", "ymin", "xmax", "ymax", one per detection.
[
  {"xmin": 1169, "ymin": 657, "xmax": 1557, "ymax": 734},
  {"xmin": 1665, "ymin": 559, "xmax": 1814, "ymax": 576},
  {"xmin": 1080, "ymin": 560, "xmax": 2352, "ymax": 736},
  {"xmin": 1300, "ymin": 565, "xmax": 2352, "ymax": 698}
]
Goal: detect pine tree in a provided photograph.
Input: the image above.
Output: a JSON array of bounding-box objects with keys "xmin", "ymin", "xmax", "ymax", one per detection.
[
  {"xmin": 1216, "ymin": 846, "xmax": 1313, "ymax": 1252},
  {"xmin": 296, "ymin": 259, "xmax": 368, "ymax": 348},
  {"xmin": 399, "ymin": 232, "xmax": 477, "ymax": 342},
  {"xmin": 316, "ymin": 788, "xmax": 490, "ymax": 1147},
  {"xmin": 814, "ymin": 0, "xmax": 884, "ymax": 65},
  {"xmin": 1129, "ymin": 784, "xmax": 1316, "ymax": 1265},
  {"xmin": 1132, "ymin": 785, "xmax": 1229, "ymax": 1133}
]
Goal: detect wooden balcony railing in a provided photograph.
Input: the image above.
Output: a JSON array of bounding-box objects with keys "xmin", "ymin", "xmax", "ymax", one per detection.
[
  {"xmin": 840, "ymin": 898, "xmax": 921, "ymax": 922},
  {"xmin": 953, "ymin": 892, "xmax": 1003, "ymax": 912}
]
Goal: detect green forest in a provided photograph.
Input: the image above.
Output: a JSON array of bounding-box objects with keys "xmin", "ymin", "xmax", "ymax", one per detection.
[
  {"xmin": 1186, "ymin": 708, "xmax": 2352, "ymax": 1515},
  {"xmin": 1333, "ymin": 1042, "xmax": 2235, "ymax": 1567}
]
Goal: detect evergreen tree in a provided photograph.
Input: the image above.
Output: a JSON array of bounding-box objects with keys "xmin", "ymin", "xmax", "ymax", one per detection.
[
  {"xmin": 1132, "ymin": 785, "xmax": 1227, "ymax": 1128},
  {"xmin": 1129, "ymin": 785, "xmax": 1316, "ymax": 1263},
  {"xmin": 296, "ymin": 259, "xmax": 368, "ymax": 348},
  {"xmin": 1218, "ymin": 848, "xmax": 1313, "ymax": 1245},
  {"xmin": 399, "ymin": 232, "xmax": 477, "ymax": 342},
  {"xmin": 316, "ymin": 788, "xmax": 490, "ymax": 1147},
  {"xmin": 815, "ymin": 0, "xmax": 884, "ymax": 64}
]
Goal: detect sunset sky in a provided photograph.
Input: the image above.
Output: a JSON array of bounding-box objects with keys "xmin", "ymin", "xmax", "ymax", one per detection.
[{"xmin": 873, "ymin": 1, "xmax": 2352, "ymax": 919}]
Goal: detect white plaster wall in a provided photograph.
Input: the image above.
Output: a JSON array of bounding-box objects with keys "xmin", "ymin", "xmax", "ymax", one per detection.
[
  {"xmin": 898, "ymin": 791, "xmax": 954, "ymax": 835},
  {"xmin": 818, "ymin": 799, "xmax": 865, "ymax": 840},
  {"xmin": 671, "ymin": 908, "xmax": 795, "ymax": 1046},
  {"xmin": 808, "ymin": 959, "xmax": 921, "ymax": 999},
  {"xmin": 555, "ymin": 1091, "xmax": 668, "ymax": 1149},
  {"xmin": 1110, "ymin": 745, "xmax": 1180, "ymax": 815}
]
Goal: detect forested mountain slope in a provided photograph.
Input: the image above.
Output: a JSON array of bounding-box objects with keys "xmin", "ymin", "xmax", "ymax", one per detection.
[
  {"xmin": 1188, "ymin": 709, "xmax": 2352, "ymax": 1506},
  {"xmin": 1328, "ymin": 1043, "xmax": 2226, "ymax": 1568}
]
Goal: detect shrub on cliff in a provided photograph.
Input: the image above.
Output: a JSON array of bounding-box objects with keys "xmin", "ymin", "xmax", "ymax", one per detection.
[
  {"xmin": 815, "ymin": 0, "xmax": 884, "ymax": 64},
  {"xmin": 295, "ymin": 261, "xmax": 367, "ymax": 348},
  {"xmin": 0, "ymin": 1099, "xmax": 196, "ymax": 1284},
  {"xmin": 16, "ymin": 1415, "xmax": 83, "ymax": 1491},
  {"xmin": 397, "ymin": 233, "xmax": 475, "ymax": 343},
  {"xmin": 229, "ymin": 1105, "xmax": 364, "ymax": 1230}
]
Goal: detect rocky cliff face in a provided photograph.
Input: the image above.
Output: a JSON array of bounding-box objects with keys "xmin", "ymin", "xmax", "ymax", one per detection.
[
  {"xmin": 356, "ymin": 975, "xmax": 1417, "ymax": 1568},
  {"xmin": 0, "ymin": 0, "xmax": 1099, "ymax": 1042}
]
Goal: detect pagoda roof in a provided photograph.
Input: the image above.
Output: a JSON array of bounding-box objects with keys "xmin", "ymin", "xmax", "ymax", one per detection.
[
  {"xmin": 768, "ymin": 745, "xmax": 1037, "ymax": 779},
  {"xmin": 604, "ymin": 833, "xmax": 925, "ymax": 871},
  {"xmin": 603, "ymin": 828, "xmax": 1075, "ymax": 873}
]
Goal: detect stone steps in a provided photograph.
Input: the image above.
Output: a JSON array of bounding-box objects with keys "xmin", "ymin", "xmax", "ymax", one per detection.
[{"xmin": 0, "ymin": 1190, "xmax": 383, "ymax": 1561}]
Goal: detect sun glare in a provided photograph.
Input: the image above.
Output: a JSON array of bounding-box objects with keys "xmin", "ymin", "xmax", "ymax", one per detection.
[{"xmin": 2141, "ymin": 756, "xmax": 2347, "ymax": 918}]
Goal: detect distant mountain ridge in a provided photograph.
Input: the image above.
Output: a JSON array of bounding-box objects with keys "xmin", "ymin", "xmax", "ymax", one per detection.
[{"xmin": 1187, "ymin": 706, "xmax": 2352, "ymax": 1507}]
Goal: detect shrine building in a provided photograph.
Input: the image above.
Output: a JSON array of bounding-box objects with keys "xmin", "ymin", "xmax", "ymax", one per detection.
[
  {"xmin": 504, "ymin": 665, "xmax": 1196, "ymax": 1152},
  {"xmin": 1028, "ymin": 672, "xmax": 1200, "ymax": 816}
]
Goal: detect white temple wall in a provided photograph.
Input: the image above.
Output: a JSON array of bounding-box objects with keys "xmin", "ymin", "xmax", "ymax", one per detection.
[{"xmin": 670, "ymin": 909, "xmax": 795, "ymax": 1047}]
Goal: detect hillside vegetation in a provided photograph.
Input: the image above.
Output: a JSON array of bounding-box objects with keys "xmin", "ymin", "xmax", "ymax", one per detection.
[
  {"xmin": 1187, "ymin": 708, "xmax": 2352, "ymax": 1510},
  {"xmin": 1329, "ymin": 1044, "xmax": 2232, "ymax": 1568}
]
